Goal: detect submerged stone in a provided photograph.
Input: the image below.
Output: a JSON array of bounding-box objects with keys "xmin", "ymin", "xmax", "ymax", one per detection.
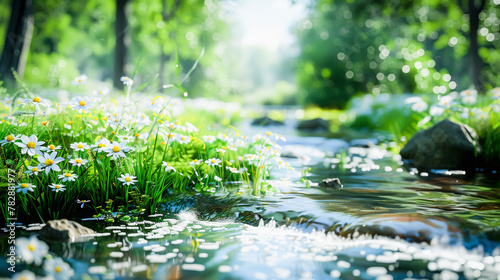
[
  {"xmin": 318, "ymin": 178, "xmax": 343, "ymax": 189},
  {"xmin": 400, "ymin": 119, "xmax": 481, "ymax": 172},
  {"xmin": 39, "ymin": 219, "xmax": 95, "ymax": 241},
  {"xmin": 297, "ymin": 118, "xmax": 330, "ymax": 131},
  {"xmin": 251, "ymin": 116, "xmax": 284, "ymax": 126}
]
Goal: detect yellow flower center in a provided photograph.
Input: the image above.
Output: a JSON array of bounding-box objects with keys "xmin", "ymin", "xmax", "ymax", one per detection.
[
  {"xmin": 32, "ymin": 97, "xmax": 41, "ymax": 103},
  {"xmin": 112, "ymin": 146, "xmax": 120, "ymax": 152},
  {"xmin": 41, "ymin": 121, "xmax": 48, "ymax": 125},
  {"xmin": 56, "ymin": 185, "xmax": 61, "ymax": 189},
  {"xmin": 193, "ymin": 159, "xmax": 198, "ymax": 163},
  {"xmin": 98, "ymin": 143, "xmax": 105, "ymax": 148},
  {"xmin": 211, "ymin": 159, "xmax": 216, "ymax": 163},
  {"xmin": 49, "ymin": 144, "xmax": 56, "ymax": 150},
  {"xmin": 170, "ymin": 124, "xmax": 175, "ymax": 129},
  {"xmin": 99, "ymin": 91, "xmax": 103, "ymax": 95},
  {"xmin": 266, "ymin": 131, "xmax": 272, "ymax": 136},
  {"xmin": 45, "ymin": 159, "xmax": 54, "ymax": 166},
  {"xmin": 135, "ymin": 133, "xmax": 140, "ymax": 137},
  {"xmin": 76, "ymin": 159, "xmax": 82, "ymax": 163},
  {"xmin": 65, "ymin": 173, "xmax": 72, "ymax": 177},
  {"xmin": 77, "ymin": 144, "xmax": 83, "ymax": 149},
  {"xmin": 32, "ymin": 167, "xmax": 38, "ymax": 172},
  {"xmin": 21, "ymin": 183, "xmax": 29, "ymax": 188},
  {"xmin": 79, "ymin": 100, "xmax": 86, "ymax": 106},
  {"xmin": 77, "ymin": 79, "xmax": 82, "ymax": 83},
  {"xmin": 28, "ymin": 244, "xmax": 35, "ymax": 251},
  {"xmin": 6, "ymin": 135, "xmax": 14, "ymax": 141},
  {"xmin": 55, "ymin": 266, "xmax": 61, "ymax": 273},
  {"xmin": 125, "ymin": 177, "xmax": 131, "ymax": 182},
  {"xmin": 27, "ymin": 141, "xmax": 36, "ymax": 149}
]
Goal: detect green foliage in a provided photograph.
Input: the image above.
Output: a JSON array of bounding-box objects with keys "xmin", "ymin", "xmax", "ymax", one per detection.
[{"xmin": 296, "ymin": 0, "xmax": 500, "ymax": 108}]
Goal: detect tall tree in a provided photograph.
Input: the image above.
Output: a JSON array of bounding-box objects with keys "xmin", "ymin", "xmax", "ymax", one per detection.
[
  {"xmin": 159, "ymin": 0, "xmax": 181, "ymax": 91},
  {"xmin": 0, "ymin": 0, "xmax": 34, "ymax": 87},
  {"xmin": 458, "ymin": 0, "xmax": 487, "ymax": 92},
  {"xmin": 114, "ymin": 0, "xmax": 129, "ymax": 90}
]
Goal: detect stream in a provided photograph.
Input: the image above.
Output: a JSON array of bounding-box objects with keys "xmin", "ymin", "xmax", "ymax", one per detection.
[{"xmin": 2, "ymin": 114, "xmax": 500, "ymax": 280}]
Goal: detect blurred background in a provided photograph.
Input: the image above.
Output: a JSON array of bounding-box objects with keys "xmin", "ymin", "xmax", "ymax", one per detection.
[{"xmin": 0, "ymin": 0, "xmax": 499, "ymax": 109}]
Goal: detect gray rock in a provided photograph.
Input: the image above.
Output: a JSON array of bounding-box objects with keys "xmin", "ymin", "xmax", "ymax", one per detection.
[
  {"xmin": 297, "ymin": 118, "xmax": 329, "ymax": 131},
  {"xmin": 400, "ymin": 119, "xmax": 481, "ymax": 171},
  {"xmin": 319, "ymin": 178, "xmax": 343, "ymax": 189},
  {"xmin": 251, "ymin": 116, "xmax": 284, "ymax": 126},
  {"xmin": 39, "ymin": 219, "xmax": 94, "ymax": 241}
]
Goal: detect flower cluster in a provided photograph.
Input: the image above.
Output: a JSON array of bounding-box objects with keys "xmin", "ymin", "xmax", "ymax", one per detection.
[
  {"xmin": 407, "ymin": 88, "xmax": 500, "ymax": 121},
  {"xmin": 14, "ymin": 235, "xmax": 74, "ymax": 280}
]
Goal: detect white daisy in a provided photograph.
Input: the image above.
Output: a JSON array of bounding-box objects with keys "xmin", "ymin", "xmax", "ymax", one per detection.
[
  {"xmin": 91, "ymin": 138, "xmax": 111, "ymax": 153},
  {"xmin": 70, "ymin": 96, "xmax": 93, "ymax": 113},
  {"xmin": 94, "ymin": 88, "xmax": 109, "ymax": 96},
  {"xmin": 41, "ymin": 144, "xmax": 62, "ymax": 152},
  {"xmin": 70, "ymin": 142, "xmax": 90, "ymax": 152},
  {"xmin": 491, "ymin": 87, "xmax": 500, "ymax": 100},
  {"xmin": 104, "ymin": 140, "xmax": 133, "ymax": 159},
  {"xmin": 429, "ymin": 104, "xmax": 445, "ymax": 116},
  {"xmin": 12, "ymin": 270, "xmax": 36, "ymax": 280},
  {"xmin": 58, "ymin": 172, "xmax": 78, "ymax": 182},
  {"xmin": 37, "ymin": 152, "xmax": 65, "ymax": 175},
  {"xmin": 44, "ymin": 256, "xmax": 74, "ymax": 280},
  {"xmin": 24, "ymin": 165, "xmax": 43, "ymax": 176},
  {"xmin": 15, "ymin": 235, "xmax": 49, "ymax": 265},
  {"xmin": 189, "ymin": 159, "xmax": 202, "ymax": 166},
  {"xmin": 118, "ymin": 173, "xmax": 138, "ymax": 186},
  {"xmin": 205, "ymin": 158, "xmax": 222, "ymax": 167},
  {"xmin": 21, "ymin": 96, "xmax": 50, "ymax": 112},
  {"xmin": 0, "ymin": 134, "xmax": 20, "ymax": 146},
  {"xmin": 460, "ymin": 89, "xmax": 477, "ymax": 97},
  {"xmin": 15, "ymin": 135, "xmax": 45, "ymax": 156},
  {"xmin": 411, "ymin": 101, "xmax": 428, "ymax": 112},
  {"xmin": 214, "ymin": 176, "xmax": 222, "ymax": 182},
  {"xmin": 164, "ymin": 121, "xmax": 177, "ymax": 130},
  {"xmin": 202, "ymin": 135, "xmax": 216, "ymax": 144},
  {"xmin": 175, "ymin": 134, "xmax": 191, "ymax": 145},
  {"xmin": 15, "ymin": 183, "xmax": 36, "ymax": 194},
  {"xmin": 49, "ymin": 183, "xmax": 66, "ymax": 192},
  {"xmin": 69, "ymin": 157, "xmax": 88, "ymax": 167},
  {"xmin": 71, "ymin": 74, "xmax": 87, "ymax": 85},
  {"xmin": 120, "ymin": 76, "xmax": 133, "ymax": 86},
  {"xmin": 461, "ymin": 95, "xmax": 477, "ymax": 105},
  {"xmin": 162, "ymin": 161, "xmax": 176, "ymax": 172}
]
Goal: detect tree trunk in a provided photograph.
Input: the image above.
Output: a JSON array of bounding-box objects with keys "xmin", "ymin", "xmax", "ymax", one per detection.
[
  {"xmin": 0, "ymin": 0, "xmax": 34, "ymax": 87},
  {"xmin": 113, "ymin": 0, "xmax": 129, "ymax": 90},
  {"xmin": 467, "ymin": 0, "xmax": 485, "ymax": 93}
]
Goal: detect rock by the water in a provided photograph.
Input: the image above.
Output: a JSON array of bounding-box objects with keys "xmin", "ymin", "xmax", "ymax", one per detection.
[
  {"xmin": 319, "ymin": 178, "xmax": 343, "ymax": 189},
  {"xmin": 297, "ymin": 118, "xmax": 329, "ymax": 131},
  {"xmin": 39, "ymin": 219, "xmax": 94, "ymax": 241},
  {"xmin": 400, "ymin": 119, "xmax": 481, "ymax": 171},
  {"xmin": 251, "ymin": 116, "xmax": 284, "ymax": 126}
]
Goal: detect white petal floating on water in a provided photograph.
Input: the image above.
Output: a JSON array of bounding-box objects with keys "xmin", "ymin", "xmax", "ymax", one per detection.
[
  {"xmin": 274, "ymin": 267, "xmax": 291, "ymax": 279},
  {"xmin": 330, "ymin": 270, "xmax": 341, "ymax": 278},
  {"xmin": 218, "ymin": 265, "xmax": 232, "ymax": 273},
  {"xmin": 88, "ymin": 266, "xmax": 107, "ymax": 274},
  {"xmin": 367, "ymin": 267, "xmax": 388, "ymax": 276},
  {"xmin": 109, "ymin": 251, "xmax": 124, "ymax": 258},
  {"xmin": 181, "ymin": 263, "xmax": 205, "ymax": 272},
  {"xmin": 199, "ymin": 242, "xmax": 220, "ymax": 250}
]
